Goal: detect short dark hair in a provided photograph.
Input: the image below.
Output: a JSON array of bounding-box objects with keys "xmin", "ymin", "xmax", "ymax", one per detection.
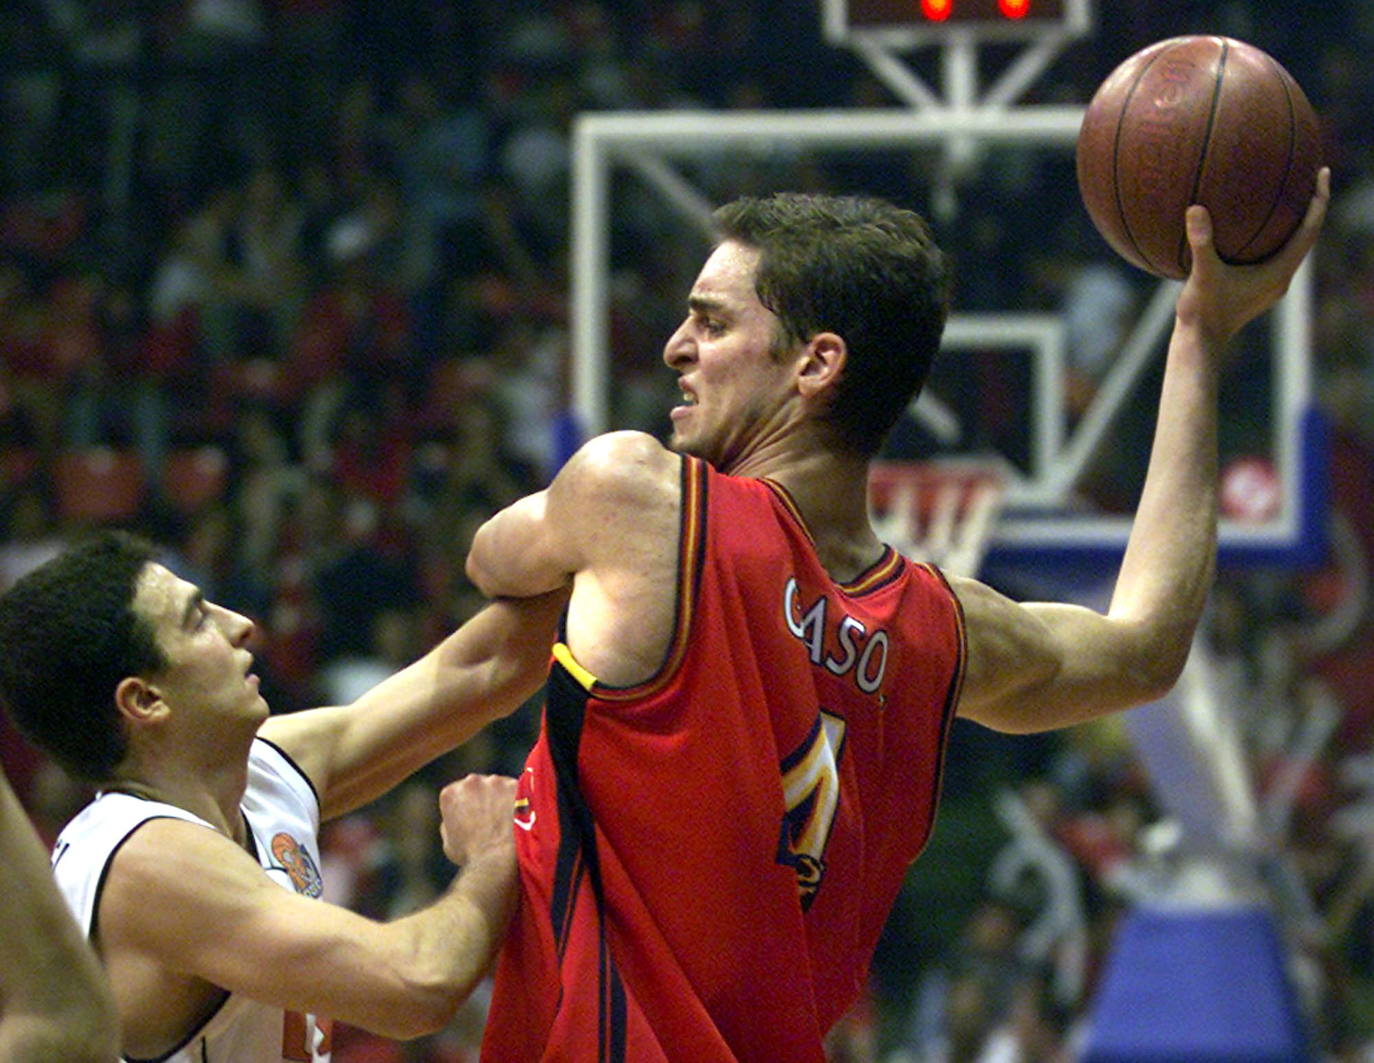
[
  {"xmin": 0, "ymin": 531, "xmax": 165, "ymax": 782},
  {"xmin": 712, "ymin": 192, "xmax": 951, "ymax": 457}
]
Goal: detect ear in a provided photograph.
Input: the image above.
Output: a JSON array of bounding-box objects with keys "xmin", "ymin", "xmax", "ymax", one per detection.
[
  {"xmin": 795, "ymin": 331, "xmax": 846, "ymax": 399},
  {"xmin": 114, "ymin": 675, "xmax": 164, "ymax": 725}
]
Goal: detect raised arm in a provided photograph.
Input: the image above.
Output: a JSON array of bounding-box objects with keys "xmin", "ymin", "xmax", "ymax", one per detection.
[
  {"xmin": 0, "ymin": 771, "xmax": 119, "ymax": 1063},
  {"xmin": 97, "ymin": 774, "xmax": 517, "ymax": 1053},
  {"xmin": 259, "ymin": 590, "xmax": 566, "ymax": 821},
  {"xmin": 957, "ymin": 169, "xmax": 1330, "ymax": 733}
]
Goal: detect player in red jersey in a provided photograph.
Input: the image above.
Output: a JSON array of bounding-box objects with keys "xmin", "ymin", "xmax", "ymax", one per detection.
[{"xmin": 467, "ymin": 180, "xmax": 1330, "ymax": 1061}]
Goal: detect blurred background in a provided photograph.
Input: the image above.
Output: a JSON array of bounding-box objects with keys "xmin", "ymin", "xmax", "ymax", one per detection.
[{"xmin": 0, "ymin": 2, "xmax": 1372, "ymax": 1060}]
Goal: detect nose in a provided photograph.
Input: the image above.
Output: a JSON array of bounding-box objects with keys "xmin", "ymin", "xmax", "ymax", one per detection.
[
  {"xmin": 663, "ymin": 319, "xmax": 693, "ymax": 370},
  {"xmin": 213, "ymin": 602, "xmax": 256, "ymax": 645}
]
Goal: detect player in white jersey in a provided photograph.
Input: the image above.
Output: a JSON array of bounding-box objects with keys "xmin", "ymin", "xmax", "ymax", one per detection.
[
  {"xmin": 0, "ymin": 531, "xmax": 565, "ymax": 1062},
  {"xmin": 54, "ymin": 741, "xmax": 331, "ymax": 1061}
]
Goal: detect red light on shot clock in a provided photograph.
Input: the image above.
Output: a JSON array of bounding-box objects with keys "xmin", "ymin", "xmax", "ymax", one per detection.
[
  {"xmin": 998, "ymin": 0, "xmax": 1031, "ymax": 17},
  {"xmin": 921, "ymin": 0, "xmax": 953, "ymax": 21}
]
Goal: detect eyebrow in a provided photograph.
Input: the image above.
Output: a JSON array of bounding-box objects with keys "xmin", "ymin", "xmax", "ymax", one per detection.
[
  {"xmin": 688, "ymin": 295, "xmax": 732, "ymax": 318},
  {"xmin": 180, "ymin": 588, "xmax": 206, "ymax": 629}
]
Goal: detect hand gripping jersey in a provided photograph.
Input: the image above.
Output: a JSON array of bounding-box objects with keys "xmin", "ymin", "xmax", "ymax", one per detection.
[
  {"xmin": 482, "ymin": 457, "xmax": 966, "ymax": 1062},
  {"xmin": 52, "ymin": 738, "xmax": 333, "ymax": 1063}
]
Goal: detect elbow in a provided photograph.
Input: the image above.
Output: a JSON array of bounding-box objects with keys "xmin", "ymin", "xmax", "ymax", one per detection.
[
  {"xmin": 1135, "ymin": 652, "xmax": 1187, "ymax": 705},
  {"xmin": 1099, "ymin": 611, "xmax": 1197, "ymax": 708},
  {"xmin": 464, "ymin": 534, "xmax": 493, "ymax": 596},
  {"xmin": 1133, "ymin": 622, "xmax": 1198, "ymax": 703},
  {"xmin": 381, "ymin": 976, "xmax": 479, "ymax": 1040},
  {"xmin": 380, "ymin": 1003, "xmax": 455, "ymax": 1042}
]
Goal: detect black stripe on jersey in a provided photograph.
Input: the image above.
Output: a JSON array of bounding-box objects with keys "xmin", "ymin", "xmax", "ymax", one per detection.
[
  {"xmin": 546, "ymin": 653, "xmax": 630, "ymax": 1062},
  {"xmin": 915, "ymin": 564, "xmax": 968, "ymax": 863},
  {"xmin": 545, "ymin": 662, "xmax": 597, "ymax": 948},
  {"xmin": 599, "ymin": 932, "xmax": 627, "ymax": 1062}
]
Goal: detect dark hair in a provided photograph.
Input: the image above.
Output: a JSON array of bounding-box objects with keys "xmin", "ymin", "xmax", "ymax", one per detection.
[
  {"xmin": 0, "ymin": 531, "xmax": 165, "ymax": 782},
  {"xmin": 712, "ymin": 192, "xmax": 951, "ymax": 457}
]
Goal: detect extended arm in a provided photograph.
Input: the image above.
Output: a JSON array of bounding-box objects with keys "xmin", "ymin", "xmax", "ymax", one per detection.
[
  {"xmin": 0, "ymin": 771, "xmax": 119, "ymax": 1063},
  {"xmin": 957, "ymin": 170, "xmax": 1330, "ymax": 733},
  {"xmin": 99, "ymin": 774, "xmax": 517, "ymax": 1048},
  {"xmin": 259, "ymin": 589, "xmax": 565, "ymax": 820}
]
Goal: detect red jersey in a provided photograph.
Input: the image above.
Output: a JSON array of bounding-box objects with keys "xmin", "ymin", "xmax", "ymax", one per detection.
[{"xmin": 482, "ymin": 457, "xmax": 965, "ymax": 1062}]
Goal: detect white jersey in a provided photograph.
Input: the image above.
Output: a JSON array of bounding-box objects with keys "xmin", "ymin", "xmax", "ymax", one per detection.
[{"xmin": 52, "ymin": 738, "xmax": 333, "ymax": 1063}]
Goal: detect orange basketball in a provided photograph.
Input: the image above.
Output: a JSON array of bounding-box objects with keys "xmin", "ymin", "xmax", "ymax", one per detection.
[{"xmin": 1076, "ymin": 36, "xmax": 1321, "ymax": 280}]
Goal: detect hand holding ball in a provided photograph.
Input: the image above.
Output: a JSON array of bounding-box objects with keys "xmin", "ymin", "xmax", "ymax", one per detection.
[{"xmin": 1076, "ymin": 36, "xmax": 1321, "ymax": 280}]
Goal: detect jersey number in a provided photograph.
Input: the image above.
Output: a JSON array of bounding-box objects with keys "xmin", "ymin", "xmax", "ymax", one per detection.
[
  {"xmin": 776, "ymin": 711, "xmax": 846, "ymax": 911},
  {"xmin": 283, "ymin": 1011, "xmax": 332, "ymax": 1061}
]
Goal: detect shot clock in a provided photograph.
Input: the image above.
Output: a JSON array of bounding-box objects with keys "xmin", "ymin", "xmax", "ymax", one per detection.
[{"xmin": 831, "ymin": 0, "xmax": 1090, "ymax": 41}]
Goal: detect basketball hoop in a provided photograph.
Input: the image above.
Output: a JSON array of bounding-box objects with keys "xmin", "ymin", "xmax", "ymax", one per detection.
[{"xmin": 869, "ymin": 459, "xmax": 1006, "ymax": 578}]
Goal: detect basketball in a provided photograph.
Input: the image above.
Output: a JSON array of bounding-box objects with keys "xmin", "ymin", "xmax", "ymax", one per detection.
[{"xmin": 1076, "ymin": 36, "xmax": 1322, "ymax": 280}]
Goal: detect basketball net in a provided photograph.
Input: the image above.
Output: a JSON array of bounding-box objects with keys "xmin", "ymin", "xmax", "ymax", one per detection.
[{"xmin": 868, "ymin": 459, "xmax": 1006, "ymax": 579}]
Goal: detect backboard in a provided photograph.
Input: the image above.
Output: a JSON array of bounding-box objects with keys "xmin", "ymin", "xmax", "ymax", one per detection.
[{"xmin": 567, "ymin": 109, "xmax": 1325, "ymax": 572}]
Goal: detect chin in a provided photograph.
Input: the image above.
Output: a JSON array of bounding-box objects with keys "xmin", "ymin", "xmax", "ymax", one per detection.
[{"xmin": 668, "ymin": 427, "xmax": 709, "ymax": 458}]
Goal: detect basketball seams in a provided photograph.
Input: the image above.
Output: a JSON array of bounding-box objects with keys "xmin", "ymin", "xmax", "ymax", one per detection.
[
  {"xmin": 1178, "ymin": 37, "xmax": 1228, "ymax": 276},
  {"xmin": 1080, "ymin": 34, "xmax": 1319, "ymax": 281},
  {"xmin": 1229, "ymin": 57, "xmax": 1300, "ymax": 262},
  {"xmin": 1110, "ymin": 47, "xmax": 1167, "ymax": 275}
]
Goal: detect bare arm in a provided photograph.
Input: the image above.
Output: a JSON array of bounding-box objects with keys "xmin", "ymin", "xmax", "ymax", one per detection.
[
  {"xmin": 466, "ymin": 430, "xmax": 683, "ymax": 686},
  {"xmin": 259, "ymin": 590, "xmax": 565, "ymax": 820},
  {"xmin": 466, "ymin": 430, "xmax": 680, "ymax": 599},
  {"xmin": 0, "ymin": 772, "xmax": 119, "ymax": 1063},
  {"xmin": 100, "ymin": 775, "xmax": 517, "ymax": 1046},
  {"xmin": 958, "ymin": 170, "xmax": 1330, "ymax": 733}
]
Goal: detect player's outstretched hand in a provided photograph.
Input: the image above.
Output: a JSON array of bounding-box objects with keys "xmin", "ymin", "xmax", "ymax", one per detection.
[
  {"xmin": 1179, "ymin": 166, "xmax": 1330, "ymax": 347},
  {"xmin": 438, "ymin": 773, "xmax": 517, "ymax": 866}
]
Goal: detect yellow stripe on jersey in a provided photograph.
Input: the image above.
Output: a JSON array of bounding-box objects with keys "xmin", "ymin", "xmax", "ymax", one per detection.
[{"xmin": 553, "ymin": 642, "xmax": 598, "ymax": 691}]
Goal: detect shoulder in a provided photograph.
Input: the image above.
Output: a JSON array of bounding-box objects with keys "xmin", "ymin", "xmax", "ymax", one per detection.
[
  {"xmin": 246, "ymin": 736, "xmax": 322, "ymax": 829},
  {"xmin": 561, "ymin": 430, "xmax": 679, "ymax": 480},
  {"xmin": 551, "ymin": 430, "xmax": 682, "ymax": 508},
  {"xmin": 94, "ymin": 814, "xmax": 242, "ymax": 922},
  {"xmin": 57, "ymin": 793, "xmax": 205, "ymax": 854}
]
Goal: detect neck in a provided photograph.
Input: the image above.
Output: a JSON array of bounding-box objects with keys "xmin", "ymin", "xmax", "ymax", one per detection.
[
  {"xmin": 105, "ymin": 749, "xmax": 253, "ymax": 844},
  {"xmin": 735, "ymin": 446, "xmax": 884, "ymax": 583}
]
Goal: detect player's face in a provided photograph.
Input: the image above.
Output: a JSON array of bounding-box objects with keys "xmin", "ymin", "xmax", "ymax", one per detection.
[
  {"xmin": 662, "ymin": 240, "xmax": 801, "ymax": 471},
  {"xmin": 132, "ymin": 563, "xmax": 267, "ymax": 727}
]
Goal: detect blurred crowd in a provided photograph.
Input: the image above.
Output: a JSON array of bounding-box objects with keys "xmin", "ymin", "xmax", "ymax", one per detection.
[{"xmin": 2, "ymin": 1, "xmax": 1374, "ymax": 1060}]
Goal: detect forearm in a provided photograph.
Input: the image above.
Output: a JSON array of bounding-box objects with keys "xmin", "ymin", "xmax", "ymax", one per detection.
[
  {"xmin": 356, "ymin": 843, "xmax": 518, "ymax": 1038},
  {"xmin": 220, "ymin": 845, "xmax": 519, "ymax": 1041},
  {"xmin": 1108, "ymin": 317, "xmax": 1220, "ymax": 681},
  {"xmin": 412, "ymin": 842, "xmax": 518, "ymax": 999},
  {"xmin": 284, "ymin": 591, "xmax": 563, "ymax": 821}
]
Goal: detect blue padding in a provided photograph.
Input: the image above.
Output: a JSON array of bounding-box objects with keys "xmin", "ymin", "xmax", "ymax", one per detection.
[{"xmin": 1082, "ymin": 906, "xmax": 1311, "ymax": 1062}]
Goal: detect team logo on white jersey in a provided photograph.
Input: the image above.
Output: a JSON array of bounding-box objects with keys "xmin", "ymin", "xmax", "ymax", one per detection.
[{"xmin": 271, "ymin": 832, "xmax": 323, "ymax": 897}]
